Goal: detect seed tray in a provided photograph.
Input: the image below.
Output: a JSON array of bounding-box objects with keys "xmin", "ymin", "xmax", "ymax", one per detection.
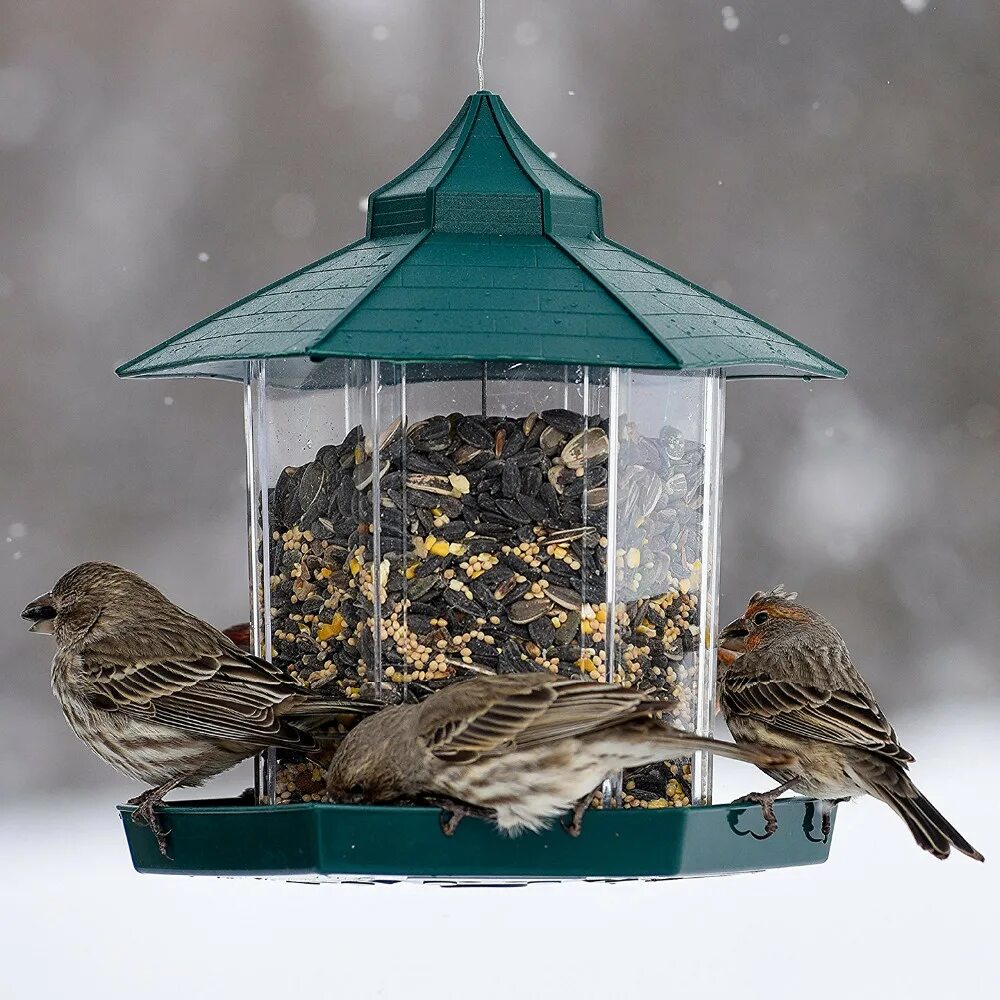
[{"xmin": 118, "ymin": 797, "xmax": 837, "ymax": 880}]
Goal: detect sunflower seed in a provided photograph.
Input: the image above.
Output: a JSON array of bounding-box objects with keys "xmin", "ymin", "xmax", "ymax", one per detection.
[
  {"xmin": 501, "ymin": 462, "xmax": 521, "ymax": 498},
  {"xmin": 516, "ymin": 494, "xmax": 549, "ymax": 521},
  {"xmin": 457, "ymin": 416, "xmax": 493, "ymax": 450},
  {"xmin": 406, "ymin": 473, "xmax": 453, "ymax": 495},
  {"xmin": 528, "ymin": 616, "xmax": 557, "ymax": 647},
  {"xmin": 353, "ymin": 458, "xmax": 390, "ymax": 490},
  {"xmin": 547, "ymin": 585, "xmax": 582, "ymax": 611},
  {"xmin": 562, "ymin": 428, "xmax": 609, "ymax": 469},
  {"xmin": 508, "ymin": 598, "xmax": 554, "ymax": 624},
  {"xmin": 539, "ymin": 425, "xmax": 567, "ymax": 453},
  {"xmin": 541, "ymin": 409, "xmax": 586, "ymax": 434}
]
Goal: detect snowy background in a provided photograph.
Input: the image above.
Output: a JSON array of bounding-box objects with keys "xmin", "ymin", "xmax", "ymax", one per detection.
[{"xmin": 1, "ymin": 2, "xmax": 998, "ymax": 997}]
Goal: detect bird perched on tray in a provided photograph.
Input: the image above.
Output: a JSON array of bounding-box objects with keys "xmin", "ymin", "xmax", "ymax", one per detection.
[
  {"xmin": 22, "ymin": 562, "xmax": 376, "ymax": 855},
  {"xmin": 717, "ymin": 586, "xmax": 983, "ymax": 861},
  {"xmin": 325, "ymin": 671, "xmax": 794, "ymax": 836}
]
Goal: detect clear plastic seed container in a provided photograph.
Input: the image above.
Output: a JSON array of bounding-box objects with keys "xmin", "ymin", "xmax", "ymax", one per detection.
[{"xmin": 245, "ymin": 359, "xmax": 724, "ymax": 809}]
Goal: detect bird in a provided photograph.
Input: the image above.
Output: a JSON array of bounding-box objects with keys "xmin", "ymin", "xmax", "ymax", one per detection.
[
  {"xmin": 717, "ymin": 586, "xmax": 984, "ymax": 861},
  {"xmin": 22, "ymin": 562, "xmax": 376, "ymax": 855},
  {"xmin": 325, "ymin": 671, "xmax": 795, "ymax": 837}
]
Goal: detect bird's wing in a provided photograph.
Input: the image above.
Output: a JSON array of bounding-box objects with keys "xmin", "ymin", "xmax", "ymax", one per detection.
[
  {"xmin": 75, "ymin": 631, "xmax": 318, "ymax": 751},
  {"xmin": 418, "ymin": 676, "xmax": 558, "ymax": 763},
  {"xmin": 508, "ymin": 678, "xmax": 655, "ymax": 749},
  {"xmin": 418, "ymin": 675, "xmax": 653, "ymax": 763},
  {"xmin": 722, "ymin": 673, "xmax": 913, "ymax": 763}
]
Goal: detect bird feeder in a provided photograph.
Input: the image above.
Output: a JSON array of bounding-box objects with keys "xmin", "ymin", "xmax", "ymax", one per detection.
[{"xmin": 116, "ymin": 92, "xmax": 845, "ymax": 881}]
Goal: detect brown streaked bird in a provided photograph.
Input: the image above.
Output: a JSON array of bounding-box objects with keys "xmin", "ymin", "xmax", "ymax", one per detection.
[
  {"xmin": 22, "ymin": 562, "xmax": 375, "ymax": 855},
  {"xmin": 326, "ymin": 672, "xmax": 794, "ymax": 836},
  {"xmin": 718, "ymin": 587, "xmax": 983, "ymax": 861}
]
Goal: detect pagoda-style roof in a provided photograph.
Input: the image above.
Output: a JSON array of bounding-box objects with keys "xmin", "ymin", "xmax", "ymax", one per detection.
[{"xmin": 118, "ymin": 92, "xmax": 845, "ymax": 381}]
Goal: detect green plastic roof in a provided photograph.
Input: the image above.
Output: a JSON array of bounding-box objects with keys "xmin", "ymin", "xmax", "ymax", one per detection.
[{"xmin": 117, "ymin": 92, "xmax": 845, "ymax": 381}]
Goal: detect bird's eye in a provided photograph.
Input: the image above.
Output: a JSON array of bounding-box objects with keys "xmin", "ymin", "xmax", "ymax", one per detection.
[
  {"xmin": 753, "ymin": 611, "xmax": 769, "ymax": 625},
  {"xmin": 348, "ymin": 783, "xmax": 364, "ymax": 797}
]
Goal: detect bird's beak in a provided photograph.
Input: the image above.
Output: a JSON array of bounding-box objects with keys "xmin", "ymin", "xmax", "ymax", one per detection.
[
  {"xmin": 21, "ymin": 594, "xmax": 56, "ymax": 634},
  {"xmin": 718, "ymin": 617, "xmax": 749, "ymax": 645}
]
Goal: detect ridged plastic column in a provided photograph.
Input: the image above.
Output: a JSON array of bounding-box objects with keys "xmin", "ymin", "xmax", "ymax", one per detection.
[
  {"xmin": 692, "ymin": 372, "xmax": 725, "ymax": 805},
  {"xmin": 244, "ymin": 359, "xmax": 276, "ymax": 804}
]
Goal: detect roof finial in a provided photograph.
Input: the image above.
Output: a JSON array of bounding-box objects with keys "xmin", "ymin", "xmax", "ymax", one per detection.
[{"xmin": 477, "ymin": 0, "xmax": 487, "ymax": 91}]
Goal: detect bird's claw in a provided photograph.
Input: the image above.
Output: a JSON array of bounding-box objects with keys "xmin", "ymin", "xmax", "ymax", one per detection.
[
  {"xmin": 129, "ymin": 790, "xmax": 172, "ymax": 858},
  {"xmin": 126, "ymin": 787, "xmax": 156, "ymax": 809},
  {"xmin": 734, "ymin": 791, "xmax": 779, "ymax": 838},
  {"xmin": 421, "ymin": 796, "xmax": 494, "ymax": 837},
  {"xmin": 439, "ymin": 811, "xmax": 462, "ymax": 837},
  {"xmin": 821, "ymin": 797, "xmax": 847, "ymax": 840},
  {"xmin": 559, "ymin": 816, "xmax": 582, "ymax": 837},
  {"xmin": 560, "ymin": 794, "xmax": 593, "ymax": 838},
  {"xmin": 820, "ymin": 807, "xmax": 833, "ymax": 842}
]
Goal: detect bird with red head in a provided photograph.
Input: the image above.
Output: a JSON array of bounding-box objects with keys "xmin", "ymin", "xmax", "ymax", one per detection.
[{"xmin": 717, "ymin": 587, "xmax": 983, "ymax": 861}]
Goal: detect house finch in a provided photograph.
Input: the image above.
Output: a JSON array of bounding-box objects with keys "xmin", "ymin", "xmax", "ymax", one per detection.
[
  {"xmin": 718, "ymin": 587, "xmax": 984, "ymax": 861},
  {"xmin": 22, "ymin": 562, "xmax": 375, "ymax": 855},
  {"xmin": 326, "ymin": 672, "xmax": 794, "ymax": 836}
]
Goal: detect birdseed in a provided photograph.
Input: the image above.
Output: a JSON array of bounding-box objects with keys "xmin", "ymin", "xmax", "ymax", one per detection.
[{"xmin": 268, "ymin": 410, "xmax": 704, "ymax": 809}]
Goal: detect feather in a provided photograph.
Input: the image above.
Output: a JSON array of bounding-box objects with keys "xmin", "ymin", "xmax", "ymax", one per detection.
[{"xmin": 723, "ymin": 675, "xmax": 910, "ymax": 761}]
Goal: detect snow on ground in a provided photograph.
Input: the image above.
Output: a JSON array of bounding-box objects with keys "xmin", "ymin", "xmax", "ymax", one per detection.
[{"xmin": 1, "ymin": 705, "xmax": 996, "ymax": 1000}]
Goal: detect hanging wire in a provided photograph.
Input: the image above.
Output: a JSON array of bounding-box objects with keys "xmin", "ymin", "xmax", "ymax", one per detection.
[{"xmin": 477, "ymin": 0, "xmax": 486, "ymax": 90}]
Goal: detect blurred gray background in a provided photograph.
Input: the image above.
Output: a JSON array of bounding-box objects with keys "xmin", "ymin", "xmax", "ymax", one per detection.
[{"xmin": 2, "ymin": 0, "xmax": 998, "ymax": 801}]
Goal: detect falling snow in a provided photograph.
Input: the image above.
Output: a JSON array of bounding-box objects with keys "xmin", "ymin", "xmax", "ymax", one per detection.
[
  {"xmin": 778, "ymin": 34, "xmax": 791, "ymax": 45},
  {"xmin": 900, "ymin": 0, "xmax": 928, "ymax": 12},
  {"xmin": 9, "ymin": 522, "xmax": 26, "ymax": 539},
  {"xmin": 197, "ymin": 251, "xmax": 210, "ymax": 262},
  {"xmin": 721, "ymin": 7, "xmax": 740, "ymax": 31},
  {"xmin": 371, "ymin": 25, "xmax": 389, "ymax": 42},
  {"xmin": 163, "ymin": 396, "xmax": 174, "ymax": 406}
]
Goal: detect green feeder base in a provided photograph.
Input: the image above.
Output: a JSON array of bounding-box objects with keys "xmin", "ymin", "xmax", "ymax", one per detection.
[{"xmin": 118, "ymin": 797, "xmax": 836, "ymax": 881}]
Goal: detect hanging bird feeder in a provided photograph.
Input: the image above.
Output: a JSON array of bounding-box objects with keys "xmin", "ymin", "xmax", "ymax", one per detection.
[{"xmin": 116, "ymin": 91, "xmax": 845, "ymax": 881}]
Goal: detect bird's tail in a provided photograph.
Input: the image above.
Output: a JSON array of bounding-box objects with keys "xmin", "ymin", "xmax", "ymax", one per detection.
[
  {"xmin": 652, "ymin": 728, "xmax": 796, "ymax": 772},
  {"xmin": 280, "ymin": 697, "xmax": 381, "ymax": 751},
  {"xmin": 860, "ymin": 763, "xmax": 984, "ymax": 862},
  {"xmin": 285, "ymin": 697, "xmax": 381, "ymax": 724}
]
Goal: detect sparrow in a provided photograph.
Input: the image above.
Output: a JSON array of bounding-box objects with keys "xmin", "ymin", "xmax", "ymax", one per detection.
[
  {"xmin": 326, "ymin": 671, "xmax": 794, "ymax": 836},
  {"xmin": 717, "ymin": 587, "xmax": 983, "ymax": 861},
  {"xmin": 22, "ymin": 562, "xmax": 375, "ymax": 855}
]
